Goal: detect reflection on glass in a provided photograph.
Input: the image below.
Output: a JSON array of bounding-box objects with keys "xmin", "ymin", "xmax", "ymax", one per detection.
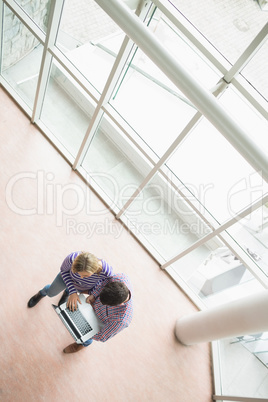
[
  {"xmin": 166, "ymin": 118, "xmax": 268, "ymax": 223},
  {"xmin": 122, "ymin": 172, "xmax": 212, "ymax": 261},
  {"xmin": 41, "ymin": 61, "xmax": 95, "ymax": 156},
  {"xmin": 110, "ymin": 46, "xmax": 196, "ymax": 157},
  {"xmin": 227, "ymin": 203, "xmax": 268, "ymax": 277},
  {"xmin": 241, "ymin": 39, "xmax": 268, "ymax": 101},
  {"xmin": 169, "ymin": 0, "xmax": 268, "ymax": 64},
  {"xmin": 220, "ymin": 334, "xmax": 268, "ymax": 398},
  {"xmin": 220, "ymin": 85, "xmax": 268, "ymax": 156},
  {"xmin": 14, "ymin": 0, "xmax": 51, "ymax": 32},
  {"xmin": 168, "ymin": 240, "xmax": 262, "ymax": 307},
  {"xmin": 56, "ymin": 0, "xmax": 123, "ymax": 93},
  {"xmin": 82, "ymin": 113, "xmax": 147, "ymax": 209},
  {"xmin": 2, "ymin": 5, "xmax": 43, "ymax": 109}
]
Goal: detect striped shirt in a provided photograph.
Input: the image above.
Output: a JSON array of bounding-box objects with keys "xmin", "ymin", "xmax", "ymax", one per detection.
[
  {"xmin": 60, "ymin": 252, "xmax": 113, "ymax": 294},
  {"xmin": 91, "ymin": 273, "xmax": 133, "ymax": 342}
]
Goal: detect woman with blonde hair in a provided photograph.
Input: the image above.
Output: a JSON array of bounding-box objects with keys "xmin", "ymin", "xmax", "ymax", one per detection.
[{"xmin": 27, "ymin": 251, "xmax": 113, "ymax": 311}]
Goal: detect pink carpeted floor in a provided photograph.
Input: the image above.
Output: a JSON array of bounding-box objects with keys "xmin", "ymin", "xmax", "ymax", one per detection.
[{"xmin": 0, "ymin": 86, "xmax": 213, "ymax": 402}]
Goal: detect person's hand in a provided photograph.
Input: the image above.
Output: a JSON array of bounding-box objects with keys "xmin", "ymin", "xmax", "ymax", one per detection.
[
  {"xmin": 86, "ymin": 295, "xmax": 95, "ymax": 306},
  {"xmin": 67, "ymin": 293, "xmax": 81, "ymax": 311}
]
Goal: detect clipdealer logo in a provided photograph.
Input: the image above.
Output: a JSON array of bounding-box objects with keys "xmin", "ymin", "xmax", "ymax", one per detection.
[
  {"xmin": 6, "ymin": 169, "xmax": 265, "ymax": 238},
  {"xmin": 5, "ymin": 170, "xmax": 100, "ymax": 226}
]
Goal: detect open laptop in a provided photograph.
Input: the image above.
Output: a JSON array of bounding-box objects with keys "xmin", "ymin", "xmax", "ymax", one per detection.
[{"xmin": 52, "ymin": 293, "xmax": 103, "ymax": 344}]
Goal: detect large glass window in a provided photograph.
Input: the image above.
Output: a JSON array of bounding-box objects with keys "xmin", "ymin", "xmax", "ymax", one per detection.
[
  {"xmin": 169, "ymin": 0, "xmax": 268, "ymax": 64},
  {"xmin": 241, "ymin": 38, "xmax": 268, "ymax": 101},
  {"xmin": 40, "ymin": 60, "xmax": 96, "ymax": 157},
  {"xmin": 219, "ymin": 85, "xmax": 268, "ymax": 155},
  {"xmin": 56, "ymin": 0, "xmax": 124, "ymax": 94},
  {"xmin": 147, "ymin": 7, "xmax": 221, "ymax": 88},
  {"xmin": 227, "ymin": 203, "xmax": 268, "ymax": 278},
  {"xmin": 166, "ymin": 118, "xmax": 268, "ymax": 223},
  {"xmin": 166, "ymin": 239, "xmax": 264, "ymax": 307},
  {"xmin": 122, "ymin": 172, "xmax": 212, "ymax": 262},
  {"xmin": 14, "ymin": 0, "xmax": 51, "ymax": 33},
  {"xmin": 219, "ymin": 334, "xmax": 268, "ymax": 399},
  {"xmin": 1, "ymin": 5, "xmax": 43, "ymax": 109},
  {"xmin": 110, "ymin": 45, "xmax": 197, "ymax": 157},
  {"xmin": 82, "ymin": 112, "xmax": 149, "ymax": 211}
]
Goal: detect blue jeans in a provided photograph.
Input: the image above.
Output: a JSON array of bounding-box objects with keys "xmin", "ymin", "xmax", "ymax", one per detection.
[
  {"xmin": 40, "ymin": 273, "xmax": 93, "ymax": 347},
  {"xmin": 40, "ymin": 272, "xmax": 68, "ymax": 297}
]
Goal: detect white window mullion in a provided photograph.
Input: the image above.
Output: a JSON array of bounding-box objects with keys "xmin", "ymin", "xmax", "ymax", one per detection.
[
  {"xmin": 31, "ymin": 0, "xmax": 64, "ymax": 123},
  {"xmin": 50, "ymin": 47, "xmax": 100, "ymax": 104},
  {"xmin": 116, "ymin": 110, "xmax": 202, "ymax": 219},
  {"xmin": 4, "ymin": 0, "xmax": 46, "ymax": 43},
  {"xmin": 232, "ymin": 74, "xmax": 268, "ymax": 121},
  {"xmin": 73, "ymin": 1, "xmax": 154, "ymax": 170},
  {"xmin": 72, "ymin": 34, "xmax": 136, "ymax": 170},
  {"xmin": 115, "ymin": 79, "xmax": 228, "ymax": 219},
  {"xmin": 152, "ymin": 0, "xmax": 230, "ymax": 74},
  {"xmin": 224, "ymin": 22, "xmax": 268, "ymax": 83},
  {"xmin": 0, "ymin": 1, "xmax": 3, "ymax": 74},
  {"xmin": 161, "ymin": 194, "xmax": 268, "ymax": 270}
]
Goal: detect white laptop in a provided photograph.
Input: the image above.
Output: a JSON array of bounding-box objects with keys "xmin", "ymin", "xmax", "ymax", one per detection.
[{"xmin": 52, "ymin": 293, "xmax": 103, "ymax": 344}]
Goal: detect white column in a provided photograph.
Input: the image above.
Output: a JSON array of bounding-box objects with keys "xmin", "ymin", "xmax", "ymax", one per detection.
[{"xmin": 175, "ymin": 291, "xmax": 268, "ymax": 345}]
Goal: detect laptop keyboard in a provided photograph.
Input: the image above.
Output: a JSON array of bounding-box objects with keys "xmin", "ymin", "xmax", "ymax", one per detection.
[{"xmin": 65, "ymin": 308, "xmax": 93, "ymax": 335}]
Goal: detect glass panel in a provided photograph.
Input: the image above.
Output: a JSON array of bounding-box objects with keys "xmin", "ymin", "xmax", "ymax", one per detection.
[
  {"xmin": 56, "ymin": 0, "xmax": 124, "ymax": 94},
  {"xmin": 109, "ymin": 6, "xmax": 221, "ymax": 158},
  {"xmin": 169, "ymin": 0, "xmax": 268, "ymax": 64},
  {"xmin": 219, "ymin": 334, "xmax": 268, "ymax": 399},
  {"xmin": 40, "ymin": 60, "xmax": 95, "ymax": 157},
  {"xmin": 122, "ymin": 172, "xmax": 212, "ymax": 261},
  {"xmin": 110, "ymin": 47, "xmax": 197, "ymax": 157},
  {"xmin": 166, "ymin": 118, "xmax": 268, "ymax": 223},
  {"xmin": 14, "ymin": 0, "xmax": 51, "ymax": 32},
  {"xmin": 219, "ymin": 85, "xmax": 268, "ymax": 156},
  {"xmin": 227, "ymin": 203, "xmax": 268, "ymax": 277},
  {"xmin": 2, "ymin": 5, "xmax": 43, "ymax": 109},
  {"xmin": 148, "ymin": 7, "xmax": 221, "ymax": 88},
  {"xmin": 82, "ymin": 112, "xmax": 149, "ymax": 209},
  {"xmin": 241, "ymin": 38, "xmax": 268, "ymax": 102},
  {"xmin": 167, "ymin": 240, "xmax": 263, "ymax": 307}
]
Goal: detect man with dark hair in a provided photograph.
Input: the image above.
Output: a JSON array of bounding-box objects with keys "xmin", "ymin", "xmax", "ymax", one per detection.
[
  {"xmin": 100, "ymin": 281, "xmax": 129, "ymax": 306},
  {"xmin": 63, "ymin": 273, "xmax": 133, "ymax": 353}
]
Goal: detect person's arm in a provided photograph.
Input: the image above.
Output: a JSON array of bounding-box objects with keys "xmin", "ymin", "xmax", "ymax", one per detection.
[
  {"xmin": 86, "ymin": 295, "xmax": 95, "ymax": 305},
  {"xmin": 91, "ymin": 320, "xmax": 126, "ymax": 342},
  {"xmin": 90, "ymin": 276, "xmax": 110, "ymax": 299},
  {"xmin": 60, "ymin": 252, "xmax": 82, "ymax": 311},
  {"xmin": 60, "ymin": 252, "xmax": 79, "ymax": 295}
]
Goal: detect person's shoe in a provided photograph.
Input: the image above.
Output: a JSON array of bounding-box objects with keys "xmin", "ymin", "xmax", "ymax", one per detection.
[
  {"xmin": 63, "ymin": 343, "xmax": 85, "ymax": 354},
  {"xmin": 27, "ymin": 291, "xmax": 45, "ymax": 308},
  {"xmin": 58, "ymin": 289, "xmax": 69, "ymax": 306}
]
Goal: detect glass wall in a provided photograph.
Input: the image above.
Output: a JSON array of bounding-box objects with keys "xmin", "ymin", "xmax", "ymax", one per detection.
[
  {"xmin": 110, "ymin": 44, "xmax": 197, "ymax": 157},
  {"xmin": 169, "ymin": 0, "xmax": 268, "ymax": 64},
  {"xmin": 166, "ymin": 117, "xmax": 267, "ymax": 223},
  {"xmin": 1, "ymin": 0, "xmax": 268, "ymax": 400},
  {"xmin": 14, "ymin": 0, "xmax": 51, "ymax": 32},
  {"xmin": 82, "ymin": 112, "xmax": 149, "ymax": 211},
  {"xmin": 227, "ymin": 204, "xmax": 268, "ymax": 278},
  {"xmin": 56, "ymin": 0, "xmax": 125, "ymax": 94},
  {"xmin": 1, "ymin": 4, "xmax": 43, "ymax": 109},
  {"xmin": 40, "ymin": 60, "xmax": 96, "ymax": 157},
  {"xmin": 121, "ymin": 171, "xmax": 213, "ymax": 262},
  {"xmin": 219, "ymin": 333, "xmax": 268, "ymax": 398},
  {"xmin": 166, "ymin": 239, "xmax": 263, "ymax": 308},
  {"xmin": 241, "ymin": 38, "xmax": 268, "ymax": 101}
]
